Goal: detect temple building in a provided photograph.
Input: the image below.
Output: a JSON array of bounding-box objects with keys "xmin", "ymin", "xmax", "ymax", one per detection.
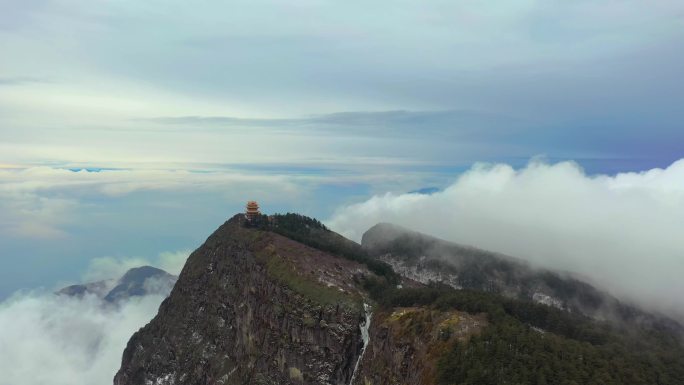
[{"xmin": 245, "ymin": 200, "xmax": 260, "ymax": 222}]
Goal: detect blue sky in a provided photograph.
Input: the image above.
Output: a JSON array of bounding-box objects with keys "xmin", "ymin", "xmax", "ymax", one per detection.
[{"xmin": 1, "ymin": 0, "xmax": 684, "ymax": 299}]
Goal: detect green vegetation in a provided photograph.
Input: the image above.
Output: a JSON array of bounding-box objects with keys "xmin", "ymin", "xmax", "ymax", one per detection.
[
  {"xmin": 248, "ymin": 213, "xmax": 684, "ymax": 383},
  {"xmin": 363, "ymin": 279, "xmax": 684, "ymax": 384},
  {"xmin": 251, "ymin": 213, "xmax": 399, "ymax": 284},
  {"xmin": 438, "ymin": 319, "xmax": 684, "ymax": 385},
  {"xmin": 376, "ymin": 234, "xmax": 606, "ymax": 300},
  {"xmin": 256, "ymin": 247, "xmax": 360, "ymax": 309}
]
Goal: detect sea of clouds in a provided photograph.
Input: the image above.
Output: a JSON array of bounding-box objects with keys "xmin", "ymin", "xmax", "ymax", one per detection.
[
  {"xmin": 2, "ymin": 158, "xmax": 684, "ymax": 385},
  {"xmin": 328, "ymin": 159, "xmax": 684, "ymax": 319},
  {"xmin": 0, "ymin": 251, "xmax": 188, "ymax": 385}
]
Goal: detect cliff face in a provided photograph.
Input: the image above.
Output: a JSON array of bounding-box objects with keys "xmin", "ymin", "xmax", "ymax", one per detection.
[
  {"xmin": 352, "ymin": 308, "xmax": 486, "ymax": 385},
  {"xmin": 115, "ymin": 216, "xmax": 371, "ymax": 385}
]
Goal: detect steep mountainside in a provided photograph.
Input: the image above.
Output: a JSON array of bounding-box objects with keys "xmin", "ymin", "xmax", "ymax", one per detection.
[
  {"xmin": 115, "ymin": 216, "xmax": 372, "ymax": 385},
  {"xmin": 362, "ymin": 223, "xmax": 683, "ymax": 334},
  {"xmin": 115, "ymin": 213, "xmax": 684, "ymax": 385},
  {"xmin": 353, "ymin": 307, "xmax": 487, "ymax": 385},
  {"xmin": 58, "ymin": 266, "xmax": 177, "ymax": 303}
]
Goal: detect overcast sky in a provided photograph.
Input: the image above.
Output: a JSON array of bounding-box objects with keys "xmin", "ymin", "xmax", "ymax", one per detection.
[{"xmin": 1, "ymin": 0, "xmax": 684, "ymax": 301}]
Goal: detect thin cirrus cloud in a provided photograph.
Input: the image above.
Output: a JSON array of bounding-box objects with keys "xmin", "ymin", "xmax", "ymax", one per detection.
[
  {"xmin": 138, "ymin": 109, "xmax": 684, "ymax": 173},
  {"xmin": 141, "ymin": 110, "xmax": 528, "ymax": 139},
  {"xmin": 327, "ymin": 158, "xmax": 684, "ymax": 319}
]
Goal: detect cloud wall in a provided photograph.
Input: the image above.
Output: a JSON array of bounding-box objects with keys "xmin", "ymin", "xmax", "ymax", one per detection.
[
  {"xmin": 0, "ymin": 292, "xmax": 164, "ymax": 385},
  {"xmin": 0, "ymin": 251, "xmax": 190, "ymax": 385},
  {"xmin": 328, "ymin": 159, "xmax": 684, "ymax": 318}
]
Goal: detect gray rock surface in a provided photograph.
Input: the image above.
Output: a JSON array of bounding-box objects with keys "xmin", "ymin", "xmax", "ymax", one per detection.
[{"xmin": 114, "ymin": 216, "xmax": 368, "ymax": 385}]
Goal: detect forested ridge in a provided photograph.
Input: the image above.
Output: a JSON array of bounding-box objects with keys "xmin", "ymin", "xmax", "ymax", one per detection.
[
  {"xmin": 365, "ymin": 279, "xmax": 684, "ymax": 384},
  {"xmin": 252, "ymin": 213, "xmax": 684, "ymax": 384},
  {"xmin": 250, "ymin": 213, "xmax": 399, "ymax": 282}
]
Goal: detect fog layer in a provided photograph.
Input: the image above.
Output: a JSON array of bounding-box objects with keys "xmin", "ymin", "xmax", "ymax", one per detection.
[
  {"xmin": 328, "ymin": 159, "xmax": 684, "ymax": 318},
  {"xmin": 0, "ymin": 251, "xmax": 189, "ymax": 385},
  {"xmin": 0, "ymin": 293, "xmax": 163, "ymax": 385}
]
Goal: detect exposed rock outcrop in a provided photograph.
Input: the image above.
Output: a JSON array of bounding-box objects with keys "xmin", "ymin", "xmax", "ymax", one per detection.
[
  {"xmin": 114, "ymin": 216, "xmax": 371, "ymax": 385},
  {"xmin": 352, "ymin": 307, "xmax": 486, "ymax": 385}
]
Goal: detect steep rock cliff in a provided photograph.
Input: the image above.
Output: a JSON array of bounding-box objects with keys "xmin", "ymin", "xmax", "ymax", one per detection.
[
  {"xmin": 115, "ymin": 216, "xmax": 371, "ymax": 385},
  {"xmin": 352, "ymin": 308, "xmax": 486, "ymax": 385}
]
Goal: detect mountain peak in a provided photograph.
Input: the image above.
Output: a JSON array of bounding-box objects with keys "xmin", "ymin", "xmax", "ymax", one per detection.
[
  {"xmin": 118, "ymin": 266, "xmax": 170, "ymax": 282},
  {"xmin": 115, "ymin": 214, "xmax": 374, "ymax": 385},
  {"xmin": 58, "ymin": 265, "xmax": 177, "ymax": 303},
  {"xmin": 104, "ymin": 266, "xmax": 176, "ymax": 303}
]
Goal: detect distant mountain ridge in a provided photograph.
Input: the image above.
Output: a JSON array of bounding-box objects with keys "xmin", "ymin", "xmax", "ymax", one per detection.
[
  {"xmin": 58, "ymin": 266, "xmax": 177, "ymax": 303},
  {"xmin": 361, "ymin": 222, "xmax": 684, "ymax": 334}
]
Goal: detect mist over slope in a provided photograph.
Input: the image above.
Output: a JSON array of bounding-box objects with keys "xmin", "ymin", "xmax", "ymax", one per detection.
[
  {"xmin": 0, "ymin": 292, "xmax": 165, "ymax": 385},
  {"xmin": 327, "ymin": 159, "xmax": 684, "ymax": 319},
  {"xmin": 0, "ymin": 252, "xmax": 188, "ymax": 385},
  {"xmin": 58, "ymin": 266, "xmax": 176, "ymax": 303},
  {"xmin": 362, "ymin": 222, "xmax": 683, "ymax": 334}
]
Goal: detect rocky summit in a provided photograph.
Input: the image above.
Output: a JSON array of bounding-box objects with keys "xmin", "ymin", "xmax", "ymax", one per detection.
[
  {"xmin": 115, "ymin": 213, "xmax": 684, "ymax": 385},
  {"xmin": 115, "ymin": 215, "xmax": 372, "ymax": 385}
]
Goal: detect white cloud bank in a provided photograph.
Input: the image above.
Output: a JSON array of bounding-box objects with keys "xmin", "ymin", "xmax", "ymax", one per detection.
[
  {"xmin": 328, "ymin": 159, "xmax": 684, "ymax": 318},
  {"xmin": 0, "ymin": 292, "xmax": 164, "ymax": 385},
  {"xmin": 0, "ymin": 251, "xmax": 189, "ymax": 385}
]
